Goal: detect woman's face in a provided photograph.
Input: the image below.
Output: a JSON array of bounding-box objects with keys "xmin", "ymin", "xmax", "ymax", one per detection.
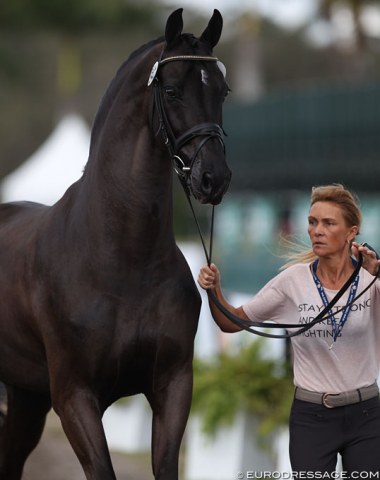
[{"xmin": 308, "ymin": 201, "xmax": 358, "ymax": 259}]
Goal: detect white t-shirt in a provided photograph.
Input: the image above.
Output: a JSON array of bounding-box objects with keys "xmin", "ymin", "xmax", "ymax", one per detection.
[{"xmin": 242, "ymin": 263, "xmax": 380, "ymax": 393}]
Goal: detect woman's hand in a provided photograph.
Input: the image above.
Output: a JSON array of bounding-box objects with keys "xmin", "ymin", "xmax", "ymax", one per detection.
[
  {"xmin": 198, "ymin": 263, "xmax": 221, "ymax": 290},
  {"xmin": 352, "ymin": 242, "xmax": 380, "ymax": 276},
  {"xmin": 198, "ymin": 262, "xmax": 244, "ymax": 333}
]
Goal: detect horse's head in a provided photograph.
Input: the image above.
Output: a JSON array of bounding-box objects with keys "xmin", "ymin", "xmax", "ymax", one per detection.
[{"xmin": 149, "ymin": 9, "xmax": 232, "ymax": 205}]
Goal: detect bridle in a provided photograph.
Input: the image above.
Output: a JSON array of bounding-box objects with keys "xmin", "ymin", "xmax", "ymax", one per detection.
[{"xmin": 148, "ymin": 53, "xmax": 226, "ymax": 196}]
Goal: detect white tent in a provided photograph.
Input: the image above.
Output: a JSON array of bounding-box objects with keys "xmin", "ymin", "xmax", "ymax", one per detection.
[{"xmin": 1, "ymin": 113, "xmax": 90, "ymax": 205}]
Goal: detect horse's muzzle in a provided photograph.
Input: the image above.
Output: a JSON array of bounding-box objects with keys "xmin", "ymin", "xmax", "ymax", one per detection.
[{"xmin": 193, "ymin": 167, "xmax": 232, "ymax": 205}]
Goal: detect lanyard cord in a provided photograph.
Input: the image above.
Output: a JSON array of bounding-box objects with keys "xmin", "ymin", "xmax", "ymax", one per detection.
[{"xmin": 311, "ymin": 259, "xmax": 359, "ymax": 344}]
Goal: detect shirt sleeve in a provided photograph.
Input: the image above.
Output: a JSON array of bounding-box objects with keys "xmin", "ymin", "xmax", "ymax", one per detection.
[{"xmin": 242, "ymin": 269, "xmax": 290, "ymax": 323}]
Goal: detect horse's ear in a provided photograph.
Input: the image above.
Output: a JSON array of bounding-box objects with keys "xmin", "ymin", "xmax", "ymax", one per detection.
[
  {"xmin": 165, "ymin": 8, "xmax": 184, "ymax": 47},
  {"xmin": 199, "ymin": 9, "xmax": 223, "ymax": 50}
]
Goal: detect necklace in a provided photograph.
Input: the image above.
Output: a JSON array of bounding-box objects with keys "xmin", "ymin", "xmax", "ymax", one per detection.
[{"xmin": 311, "ymin": 260, "xmax": 359, "ymax": 348}]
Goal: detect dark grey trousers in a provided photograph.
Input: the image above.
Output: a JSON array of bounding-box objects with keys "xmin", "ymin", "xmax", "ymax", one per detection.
[{"xmin": 289, "ymin": 396, "xmax": 380, "ymax": 477}]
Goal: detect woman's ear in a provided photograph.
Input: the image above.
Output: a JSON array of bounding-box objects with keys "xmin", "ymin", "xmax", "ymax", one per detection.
[{"xmin": 348, "ymin": 225, "xmax": 359, "ymax": 242}]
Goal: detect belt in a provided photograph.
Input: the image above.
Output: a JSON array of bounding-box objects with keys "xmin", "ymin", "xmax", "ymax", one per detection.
[{"xmin": 295, "ymin": 383, "xmax": 379, "ymax": 408}]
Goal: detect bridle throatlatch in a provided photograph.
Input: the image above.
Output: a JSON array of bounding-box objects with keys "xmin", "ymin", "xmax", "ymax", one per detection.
[{"xmin": 148, "ymin": 54, "xmax": 226, "ymax": 197}]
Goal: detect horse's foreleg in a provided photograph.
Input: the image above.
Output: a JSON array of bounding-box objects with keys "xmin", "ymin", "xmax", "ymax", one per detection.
[
  {"xmin": 148, "ymin": 365, "xmax": 193, "ymax": 480},
  {"xmin": 51, "ymin": 386, "xmax": 116, "ymax": 480},
  {"xmin": 0, "ymin": 385, "xmax": 51, "ymax": 480}
]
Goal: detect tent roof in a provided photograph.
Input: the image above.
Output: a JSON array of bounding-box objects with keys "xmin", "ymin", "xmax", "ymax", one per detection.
[{"xmin": 1, "ymin": 113, "xmax": 90, "ymax": 205}]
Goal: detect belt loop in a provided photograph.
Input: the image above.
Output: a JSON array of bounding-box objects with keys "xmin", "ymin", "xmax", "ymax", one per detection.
[{"xmin": 357, "ymin": 388, "xmax": 362, "ymax": 403}]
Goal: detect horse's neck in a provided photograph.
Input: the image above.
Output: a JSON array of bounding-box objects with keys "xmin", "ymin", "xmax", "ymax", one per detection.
[
  {"xmin": 77, "ymin": 127, "xmax": 175, "ymax": 251},
  {"xmin": 56, "ymin": 57, "xmax": 178, "ymax": 257}
]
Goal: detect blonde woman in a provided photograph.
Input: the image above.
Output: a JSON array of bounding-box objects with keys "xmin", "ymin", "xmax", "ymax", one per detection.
[{"xmin": 198, "ymin": 184, "xmax": 380, "ymax": 476}]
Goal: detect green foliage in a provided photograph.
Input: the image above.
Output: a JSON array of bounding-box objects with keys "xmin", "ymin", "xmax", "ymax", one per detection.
[{"xmin": 192, "ymin": 340, "xmax": 293, "ymax": 437}]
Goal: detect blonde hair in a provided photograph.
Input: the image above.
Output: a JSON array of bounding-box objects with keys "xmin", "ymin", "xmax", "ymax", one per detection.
[{"xmin": 281, "ymin": 184, "xmax": 362, "ymax": 269}]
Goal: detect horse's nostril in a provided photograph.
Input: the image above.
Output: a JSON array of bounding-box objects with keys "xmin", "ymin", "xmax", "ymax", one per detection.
[{"xmin": 201, "ymin": 173, "xmax": 213, "ymax": 193}]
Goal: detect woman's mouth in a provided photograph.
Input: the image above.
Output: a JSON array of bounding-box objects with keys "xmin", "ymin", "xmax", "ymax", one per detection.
[{"xmin": 313, "ymin": 241, "xmax": 325, "ymax": 247}]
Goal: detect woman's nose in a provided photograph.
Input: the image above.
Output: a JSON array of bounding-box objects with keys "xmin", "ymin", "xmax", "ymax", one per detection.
[{"xmin": 314, "ymin": 224, "xmax": 324, "ymax": 235}]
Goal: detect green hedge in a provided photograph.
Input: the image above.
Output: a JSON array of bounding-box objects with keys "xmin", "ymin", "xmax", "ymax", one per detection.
[{"xmin": 192, "ymin": 339, "xmax": 293, "ymax": 437}]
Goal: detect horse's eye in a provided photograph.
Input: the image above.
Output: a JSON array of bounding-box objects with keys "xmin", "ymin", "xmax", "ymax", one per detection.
[{"xmin": 164, "ymin": 86, "xmax": 177, "ymax": 98}]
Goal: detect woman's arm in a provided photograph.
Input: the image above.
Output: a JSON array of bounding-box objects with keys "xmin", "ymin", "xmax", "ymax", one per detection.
[{"xmin": 198, "ymin": 263, "xmax": 249, "ymax": 333}]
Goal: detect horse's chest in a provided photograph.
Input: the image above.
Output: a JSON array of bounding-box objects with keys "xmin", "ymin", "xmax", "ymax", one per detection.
[
  {"xmin": 111, "ymin": 280, "xmax": 200, "ymax": 361},
  {"xmin": 102, "ymin": 302, "xmax": 198, "ymax": 396}
]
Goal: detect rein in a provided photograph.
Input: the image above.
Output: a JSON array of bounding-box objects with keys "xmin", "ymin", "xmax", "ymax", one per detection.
[
  {"xmin": 207, "ymin": 260, "xmax": 378, "ymax": 339},
  {"xmin": 186, "ymin": 198, "xmax": 379, "ymax": 339}
]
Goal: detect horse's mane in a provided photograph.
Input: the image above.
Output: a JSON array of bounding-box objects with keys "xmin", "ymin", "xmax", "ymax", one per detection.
[
  {"xmin": 127, "ymin": 36, "xmax": 164, "ymax": 64},
  {"xmin": 87, "ymin": 37, "xmax": 164, "ymax": 157}
]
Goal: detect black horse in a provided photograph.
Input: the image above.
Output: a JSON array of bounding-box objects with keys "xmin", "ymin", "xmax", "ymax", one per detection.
[{"xmin": 0, "ymin": 8, "xmax": 231, "ymax": 480}]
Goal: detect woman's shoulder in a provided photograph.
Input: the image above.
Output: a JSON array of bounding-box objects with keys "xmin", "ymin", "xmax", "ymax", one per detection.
[
  {"xmin": 268, "ymin": 262, "xmax": 311, "ymax": 287},
  {"xmin": 279, "ymin": 262, "xmax": 311, "ymax": 277}
]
